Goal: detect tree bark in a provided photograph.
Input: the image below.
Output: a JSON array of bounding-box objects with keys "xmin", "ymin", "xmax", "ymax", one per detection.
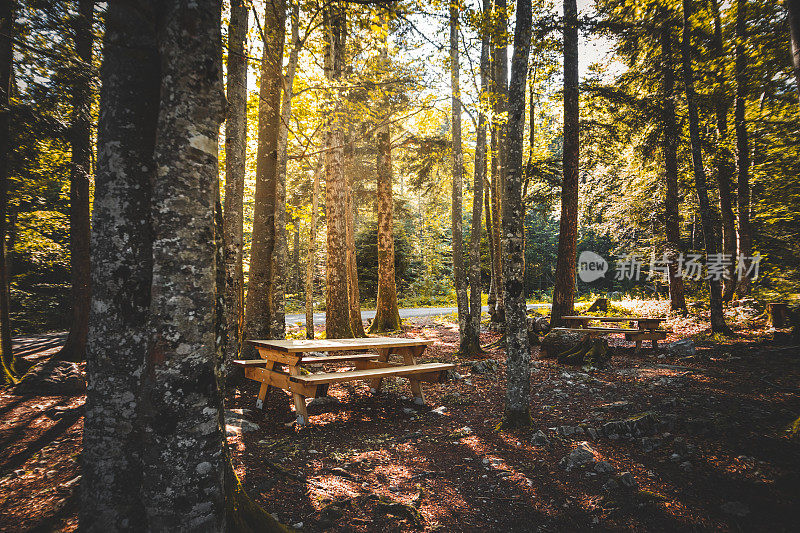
[
  {"xmin": 487, "ymin": 127, "xmax": 497, "ymax": 318},
  {"xmin": 53, "ymin": 0, "xmax": 94, "ymax": 363},
  {"xmin": 223, "ymin": 0, "xmax": 248, "ymax": 378},
  {"xmin": 306, "ymin": 152, "xmax": 322, "ymax": 339},
  {"xmin": 551, "ymin": 0, "xmax": 579, "ymax": 327},
  {"xmin": 787, "ymin": 0, "xmax": 800, "ymax": 104},
  {"xmin": 450, "ymin": 2, "xmax": 470, "ymax": 351},
  {"xmin": 244, "ymin": 0, "xmax": 286, "ymax": 354},
  {"xmin": 324, "ymin": 5, "xmax": 353, "ymax": 339},
  {"xmin": 660, "ymin": 13, "xmax": 687, "ymax": 312},
  {"xmin": 81, "ymin": 1, "xmax": 160, "ymax": 527},
  {"xmin": 735, "ymin": 0, "xmax": 753, "ymax": 295},
  {"xmin": 369, "ymin": 15, "xmax": 401, "ymax": 334},
  {"xmin": 711, "ymin": 0, "xmax": 738, "ymax": 302},
  {"xmin": 681, "ymin": 0, "xmax": 730, "ymax": 334},
  {"xmin": 500, "ymin": 0, "xmax": 532, "ymax": 429},
  {"xmin": 464, "ymin": 0, "xmax": 491, "ymax": 356},
  {"xmin": 345, "ymin": 167, "xmax": 366, "ymax": 337},
  {"xmin": 0, "ymin": 0, "xmax": 16, "ymax": 384},
  {"xmin": 489, "ymin": 0, "xmax": 508, "ymax": 326}
]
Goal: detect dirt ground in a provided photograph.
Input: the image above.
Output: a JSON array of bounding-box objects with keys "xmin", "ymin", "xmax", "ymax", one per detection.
[{"xmin": 1, "ymin": 307, "xmax": 799, "ymax": 532}]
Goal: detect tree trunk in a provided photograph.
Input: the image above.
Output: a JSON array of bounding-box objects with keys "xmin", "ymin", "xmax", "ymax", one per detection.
[
  {"xmin": 465, "ymin": 0, "xmax": 491, "ymax": 356},
  {"xmin": 551, "ymin": 0, "xmax": 579, "ymax": 327},
  {"xmin": 450, "ymin": 2, "xmax": 470, "ymax": 351},
  {"xmin": 324, "ymin": 5, "xmax": 353, "ymax": 339},
  {"xmin": 711, "ymin": 0, "xmax": 738, "ymax": 302},
  {"xmin": 345, "ymin": 168, "xmax": 366, "ymax": 337},
  {"xmin": 306, "ymin": 152, "xmax": 322, "ymax": 339},
  {"xmin": 681, "ymin": 0, "xmax": 730, "ymax": 334},
  {"xmin": 500, "ymin": 0, "xmax": 532, "ymax": 429},
  {"xmin": 735, "ymin": 0, "xmax": 753, "ymax": 295},
  {"xmin": 244, "ymin": 0, "xmax": 286, "ymax": 355},
  {"xmin": 787, "ymin": 0, "xmax": 800, "ymax": 104},
  {"xmin": 369, "ymin": 16, "xmax": 401, "ymax": 334},
  {"xmin": 0, "ymin": 0, "xmax": 16, "ymax": 384},
  {"xmin": 223, "ymin": 0, "xmax": 248, "ymax": 378},
  {"xmin": 489, "ymin": 0, "xmax": 508, "ymax": 326},
  {"xmin": 270, "ymin": 0, "xmax": 301, "ymax": 340},
  {"xmin": 487, "ymin": 127, "xmax": 497, "ymax": 318},
  {"xmin": 53, "ymin": 0, "xmax": 94, "ymax": 363},
  {"xmin": 81, "ymin": 1, "xmax": 160, "ymax": 527},
  {"xmin": 660, "ymin": 13, "xmax": 687, "ymax": 313}
]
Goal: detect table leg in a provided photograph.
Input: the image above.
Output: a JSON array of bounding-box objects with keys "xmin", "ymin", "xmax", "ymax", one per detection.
[
  {"xmin": 403, "ymin": 346, "xmax": 426, "ymax": 405},
  {"xmin": 652, "ymin": 338, "xmax": 658, "ymax": 349},
  {"xmin": 635, "ymin": 340, "xmax": 642, "ymax": 353},
  {"xmin": 255, "ymin": 360, "xmax": 279, "ymax": 410},
  {"xmin": 288, "ymin": 365, "xmax": 309, "ymax": 425},
  {"xmin": 369, "ymin": 348, "xmax": 391, "ymax": 394}
]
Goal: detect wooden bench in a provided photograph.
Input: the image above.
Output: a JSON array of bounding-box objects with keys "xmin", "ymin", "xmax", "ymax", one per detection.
[{"xmin": 238, "ymin": 337, "xmax": 454, "ymax": 425}]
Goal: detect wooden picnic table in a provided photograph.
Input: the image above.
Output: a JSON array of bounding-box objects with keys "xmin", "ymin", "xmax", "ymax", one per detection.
[
  {"xmin": 235, "ymin": 337, "xmax": 454, "ymax": 425},
  {"xmin": 554, "ymin": 315, "xmax": 669, "ymax": 351}
]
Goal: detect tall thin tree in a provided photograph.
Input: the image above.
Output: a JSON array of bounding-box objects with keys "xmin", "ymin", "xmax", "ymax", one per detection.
[
  {"xmin": 735, "ymin": 0, "xmax": 753, "ymax": 295},
  {"xmin": 681, "ymin": 0, "xmax": 730, "ymax": 334},
  {"xmin": 500, "ymin": 0, "xmax": 532, "ymax": 429},
  {"xmin": 551, "ymin": 0, "xmax": 579, "ymax": 327},
  {"xmin": 450, "ymin": 0, "xmax": 470, "ymax": 351},
  {"xmin": 305, "ymin": 151, "xmax": 323, "ymax": 338},
  {"xmin": 0, "ymin": 0, "xmax": 15, "ymax": 384},
  {"xmin": 660, "ymin": 10, "xmax": 687, "ymax": 312},
  {"xmin": 786, "ymin": 0, "xmax": 800, "ymax": 104},
  {"xmin": 223, "ymin": 0, "xmax": 248, "ymax": 375}
]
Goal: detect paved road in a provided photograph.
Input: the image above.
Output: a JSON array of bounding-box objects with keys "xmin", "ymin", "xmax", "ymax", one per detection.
[{"xmin": 285, "ymin": 303, "xmax": 550, "ymax": 326}]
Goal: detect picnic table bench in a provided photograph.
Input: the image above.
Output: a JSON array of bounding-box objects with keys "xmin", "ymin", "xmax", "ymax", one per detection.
[
  {"xmin": 553, "ymin": 315, "xmax": 668, "ymax": 351},
  {"xmin": 235, "ymin": 337, "xmax": 454, "ymax": 425}
]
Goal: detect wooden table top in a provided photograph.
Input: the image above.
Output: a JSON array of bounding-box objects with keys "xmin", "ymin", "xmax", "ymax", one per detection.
[{"xmin": 247, "ymin": 337, "xmax": 434, "ymax": 353}]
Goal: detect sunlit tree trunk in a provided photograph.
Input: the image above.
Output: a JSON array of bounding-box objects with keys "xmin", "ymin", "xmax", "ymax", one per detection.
[
  {"xmin": 0, "ymin": 0, "xmax": 15, "ymax": 384},
  {"xmin": 81, "ymin": 1, "xmax": 159, "ymax": 526},
  {"xmin": 325, "ymin": 5, "xmax": 353, "ymax": 338},
  {"xmin": 660, "ymin": 13, "xmax": 687, "ymax": 312},
  {"xmin": 551, "ymin": 0, "xmax": 579, "ymax": 327},
  {"xmin": 710, "ymin": 0, "xmax": 738, "ymax": 302},
  {"xmin": 500, "ymin": 0, "xmax": 532, "ymax": 429},
  {"xmin": 450, "ymin": 1, "xmax": 470, "ymax": 350},
  {"xmin": 464, "ymin": 0, "xmax": 491, "ymax": 356},
  {"xmin": 681, "ymin": 0, "xmax": 730, "ymax": 334},
  {"xmin": 369, "ymin": 16, "xmax": 401, "ymax": 334},
  {"xmin": 306, "ymin": 152, "xmax": 322, "ymax": 339},
  {"xmin": 735, "ymin": 0, "xmax": 753, "ymax": 296},
  {"xmin": 489, "ymin": 0, "xmax": 508, "ymax": 326},
  {"xmin": 787, "ymin": 0, "xmax": 800, "ymax": 104},
  {"xmin": 345, "ymin": 168, "xmax": 366, "ymax": 337},
  {"xmin": 223, "ymin": 0, "xmax": 248, "ymax": 376},
  {"xmin": 244, "ymin": 0, "xmax": 286, "ymax": 355},
  {"xmin": 487, "ymin": 127, "xmax": 497, "ymax": 318}
]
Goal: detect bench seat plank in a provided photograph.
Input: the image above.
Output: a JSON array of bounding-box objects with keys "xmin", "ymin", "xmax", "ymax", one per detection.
[
  {"xmin": 551, "ymin": 326, "xmax": 646, "ymax": 334},
  {"xmin": 562, "ymin": 316, "xmax": 666, "ymax": 322},
  {"xmin": 289, "ymin": 362, "xmax": 455, "ymax": 385},
  {"xmin": 248, "ymin": 337, "xmax": 433, "ymax": 353}
]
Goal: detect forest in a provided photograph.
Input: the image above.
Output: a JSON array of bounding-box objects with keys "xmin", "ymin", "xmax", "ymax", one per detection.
[{"xmin": 0, "ymin": 0, "xmax": 799, "ymax": 531}]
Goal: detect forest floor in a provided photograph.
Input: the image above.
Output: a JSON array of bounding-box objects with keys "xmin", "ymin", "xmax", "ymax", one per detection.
[{"xmin": 1, "ymin": 302, "xmax": 799, "ymax": 532}]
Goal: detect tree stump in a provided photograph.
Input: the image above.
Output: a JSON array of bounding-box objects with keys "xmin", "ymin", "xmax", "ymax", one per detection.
[{"xmin": 768, "ymin": 302, "xmax": 788, "ymax": 328}]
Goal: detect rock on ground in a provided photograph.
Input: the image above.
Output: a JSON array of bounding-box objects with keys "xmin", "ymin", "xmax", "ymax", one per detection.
[
  {"xmin": 559, "ymin": 441, "xmax": 597, "ymax": 471},
  {"xmin": 13, "ymin": 360, "xmax": 85, "ymax": 396},
  {"xmin": 540, "ymin": 330, "xmax": 585, "ymax": 359}
]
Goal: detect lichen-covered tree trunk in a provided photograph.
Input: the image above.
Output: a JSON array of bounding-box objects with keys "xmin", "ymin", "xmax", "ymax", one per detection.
[
  {"xmin": 223, "ymin": 0, "xmax": 248, "ymax": 377},
  {"xmin": 306, "ymin": 152, "xmax": 322, "ymax": 339},
  {"xmin": 500, "ymin": 0, "xmax": 532, "ymax": 429},
  {"xmin": 324, "ymin": 5, "xmax": 353, "ymax": 339},
  {"xmin": 55, "ymin": 0, "xmax": 94, "ymax": 363},
  {"xmin": 81, "ymin": 1, "xmax": 160, "ymax": 527},
  {"xmin": 787, "ymin": 0, "xmax": 800, "ymax": 105},
  {"xmin": 710, "ymin": 0, "xmax": 738, "ymax": 302},
  {"xmin": 450, "ymin": 2, "xmax": 470, "ymax": 351},
  {"xmin": 551, "ymin": 0, "xmax": 579, "ymax": 327},
  {"xmin": 735, "ymin": 0, "xmax": 752, "ymax": 296},
  {"xmin": 465, "ymin": 0, "xmax": 491, "ymax": 355},
  {"xmin": 489, "ymin": 0, "xmax": 508, "ymax": 326},
  {"xmin": 369, "ymin": 22, "xmax": 401, "ymax": 334},
  {"xmin": 681, "ymin": 0, "xmax": 730, "ymax": 335},
  {"xmin": 660, "ymin": 14, "xmax": 687, "ymax": 313},
  {"xmin": 0, "ymin": 0, "xmax": 16, "ymax": 384},
  {"xmin": 244, "ymin": 0, "xmax": 286, "ymax": 355},
  {"xmin": 486, "ymin": 128, "xmax": 497, "ymax": 318}
]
